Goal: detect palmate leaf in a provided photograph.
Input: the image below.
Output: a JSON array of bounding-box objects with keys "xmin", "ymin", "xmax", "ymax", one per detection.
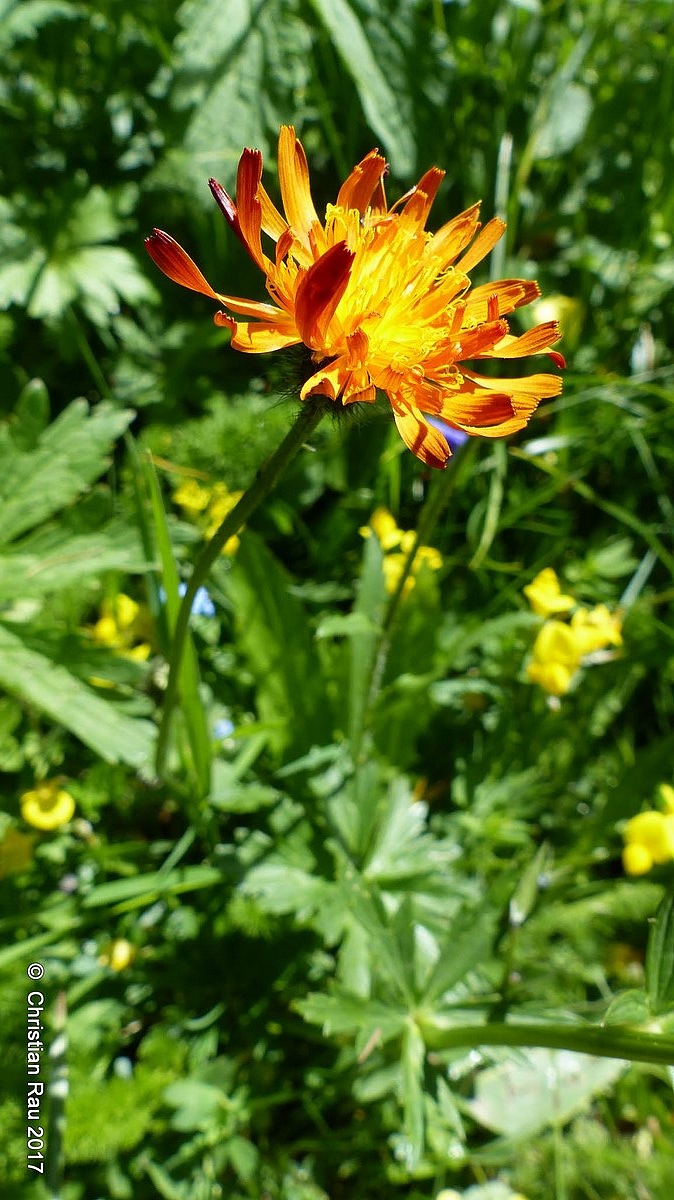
[
  {"xmin": 162, "ymin": 0, "xmax": 312, "ymax": 193},
  {"xmin": 0, "ymin": 398, "xmax": 134, "ymax": 546},
  {"xmin": 0, "ymin": 522, "xmax": 149, "ymax": 600},
  {"xmin": 0, "ymin": 623, "xmax": 154, "ymax": 768},
  {"xmin": 295, "ymin": 989, "xmax": 408, "ymax": 1051}
]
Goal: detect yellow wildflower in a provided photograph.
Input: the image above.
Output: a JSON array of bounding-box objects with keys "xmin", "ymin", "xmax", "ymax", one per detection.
[
  {"xmin": 90, "ymin": 594, "xmax": 152, "ymax": 662},
  {"xmin": 99, "ymin": 938, "xmax": 136, "ymax": 971},
  {"xmin": 622, "ymin": 810, "xmax": 674, "ymax": 875},
  {"xmin": 523, "ymin": 568, "xmax": 575, "ymax": 617},
  {"xmin": 361, "ymin": 507, "xmax": 442, "ymax": 595},
  {"xmin": 146, "ymin": 126, "xmax": 564, "ymax": 470},
  {"xmin": 172, "ymin": 478, "xmax": 211, "ymax": 514},
  {"xmin": 360, "ymin": 506, "xmax": 405, "ymax": 551},
  {"xmin": 20, "ymin": 781, "xmax": 76, "ymax": 831},
  {"xmin": 570, "ymin": 604, "xmax": 622, "ymax": 654},
  {"xmin": 202, "ymin": 482, "xmax": 244, "ymax": 550},
  {"xmin": 174, "ymin": 479, "xmax": 243, "ymax": 553},
  {"xmin": 526, "ymin": 620, "xmax": 582, "ymax": 696}
]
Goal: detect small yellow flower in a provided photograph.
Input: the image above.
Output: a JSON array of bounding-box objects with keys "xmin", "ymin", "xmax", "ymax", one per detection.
[
  {"xmin": 203, "ymin": 482, "xmax": 244, "ymax": 551},
  {"xmin": 361, "ymin": 507, "xmax": 442, "ymax": 595},
  {"xmin": 570, "ymin": 605, "xmax": 622, "ymax": 654},
  {"xmin": 172, "ymin": 477, "xmax": 212, "ymax": 514},
  {"xmin": 523, "ymin": 568, "xmax": 575, "ymax": 617},
  {"xmin": 360, "ymin": 507, "xmax": 405, "ymax": 551},
  {"xmin": 526, "ymin": 618, "xmax": 582, "ymax": 695},
  {"xmin": 0, "ymin": 827, "xmax": 35, "ymax": 877},
  {"xmin": 99, "ymin": 938, "xmax": 136, "ymax": 972},
  {"xmin": 89, "ymin": 594, "xmax": 152, "ymax": 662},
  {"xmin": 20, "ymin": 781, "xmax": 76, "ymax": 831},
  {"xmin": 622, "ymin": 810, "xmax": 674, "ymax": 875}
]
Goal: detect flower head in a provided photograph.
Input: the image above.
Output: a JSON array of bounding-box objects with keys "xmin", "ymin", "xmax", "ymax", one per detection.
[
  {"xmin": 89, "ymin": 594, "xmax": 152, "ymax": 662},
  {"xmin": 99, "ymin": 938, "xmax": 136, "ymax": 972},
  {"xmin": 360, "ymin": 506, "xmax": 442, "ymax": 595},
  {"xmin": 173, "ymin": 479, "xmax": 243, "ymax": 553},
  {"xmin": 20, "ymin": 780, "xmax": 76, "ymax": 831},
  {"xmin": 570, "ymin": 604, "xmax": 623, "ymax": 654},
  {"xmin": 526, "ymin": 619, "xmax": 582, "ymax": 696},
  {"xmin": 523, "ymin": 568, "xmax": 575, "ymax": 617},
  {"xmin": 622, "ymin": 810, "xmax": 674, "ymax": 875},
  {"xmin": 146, "ymin": 127, "xmax": 564, "ymax": 469}
]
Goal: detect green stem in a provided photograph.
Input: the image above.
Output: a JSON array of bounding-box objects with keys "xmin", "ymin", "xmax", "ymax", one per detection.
[
  {"xmin": 419, "ymin": 1018, "xmax": 674, "ymax": 1067},
  {"xmin": 155, "ymin": 400, "xmax": 327, "ymax": 780},
  {"xmin": 363, "ymin": 444, "xmax": 472, "ymax": 721}
]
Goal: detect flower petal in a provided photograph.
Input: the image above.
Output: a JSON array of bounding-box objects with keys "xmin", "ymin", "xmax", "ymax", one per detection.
[
  {"xmin": 390, "ymin": 399, "xmax": 450, "ymax": 469},
  {"xmin": 489, "ymin": 320, "xmax": 562, "ymax": 358},
  {"xmin": 455, "ymin": 217, "xmax": 507, "ymax": 274},
  {"xmin": 145, "ymin": 231, "xmax": 220, "ymax": 299},
  {"xmin": 336, "ymin": 150, "xmax": 388, "ymax": 214},
  {"xmin": 226, "ymin": 319, "xmax": 301, "ymax": 353},
  {"xmin": 294, "ymin": 242, "xmax": 354, "ymax": 349},
  {"xmin": 278, "ymin": 125, "xmax": 321, "ymax": 246},
  {"xmin": 235, "ymin": 148, "xmax": 270, "ymax": 271}
]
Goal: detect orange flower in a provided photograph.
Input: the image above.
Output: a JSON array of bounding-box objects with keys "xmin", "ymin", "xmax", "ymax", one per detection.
[{"xmin": 146, "ymin": 127, "xmax": 564, "ymax": 469}]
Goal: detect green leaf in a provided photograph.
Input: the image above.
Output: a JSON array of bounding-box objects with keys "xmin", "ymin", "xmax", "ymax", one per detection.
[
  {"xmin": 467, "ymin": 1048, "xmax": 626, "ymax": 1138},
  {"xmin": 164, "ymin": 0, "xmax": 312, "ymax": 189},
  {"xmin": 82, "ymin": 865, "xmax": 222, "ymax": 910},
  {"xmin": 308, "ymin": 0, "xmax": 415, "ymax": 175},
  {"xmin": 296, "ymin": 989, "xmax": 407, "ymax": 1049},
  {"xmin": 143, "ymin": 456, "xmax": 211, "ymax": 797},
  {"xmin": 422, "ymin": 908, "xmax": 496, "ymax": 1006},
  {"xmin": 0, "ymin": 522, "xmax": 149, "ymax": 600},
  {"xmin": 646, "ymin": 889, "xmax": 674, "ymax": 1017},
  {"xmin": 0, "ymin": 398, "xmax": 134, "ymax": 546},
  {"xmin": 221, "ymin": 531, "xmax": 332, "ymax": 759},
  {"xmin": 534, "ymin": 82, "xmax": 593, "ymax": 160},
  {"xmin": 400, "ymin": 1019, "xmax": 425, "ymax": 1169},
  {"xmin": 603, "ymin": 990, "xmax": 650, "ymax": 1027},
  {"xmin": 0, "ymin": 622, "xmax": 154, "ymax": 767},
  {"xmin": 348, "ymin": 533, "xmax": 386, "ymax": 757}
]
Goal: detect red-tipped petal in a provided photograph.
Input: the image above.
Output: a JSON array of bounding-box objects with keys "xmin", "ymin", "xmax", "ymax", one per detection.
[
  {"xmin": 145, "ymin": 230, "xmax": 220, "ymax": 299},
  {"xmin": 294, "ymin": 243, "xmax": 354, "ymax": 349},
  {"xmin": 548, "ymin": 349, "xmax": 566, "ymax": 369}
]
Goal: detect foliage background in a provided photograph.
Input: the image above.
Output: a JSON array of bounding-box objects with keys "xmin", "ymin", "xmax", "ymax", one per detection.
[{"xmin": 1, "ymin": 0, "xmax": 673, "ymax": 1198}]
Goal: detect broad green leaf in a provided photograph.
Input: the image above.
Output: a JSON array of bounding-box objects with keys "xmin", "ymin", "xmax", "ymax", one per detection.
[
  {"xmin": 0, "ymin": 0, "xmax": 77, "ymax": 52},
  {"xmin": 603, "ymin": 990, "xmax": 650, "ymax": 1027},
  {"xmin": 0, "ymin": 522, "xmax": 149, "ymax": 600},
  {"xmin": 308, "ymin": 0, "xmax": 415, "ymax": 175},
  {"xmin": 0, "ymin": 622, "xmax": 154, "ymax": 767},
  {"xmin": 0, "ymin": 399, "xmax": 134, "ymax": 546},
  {"xmin": 646, "ymin": 889, "xmax": 674, "ymax": 1017},
  {"xmin": 221, "ymin": 532, "xmax": 332, "ymax": 759},
  {"xmin": 165, "ymin": 0, "xmax": 312, "ymax": 190},
  {"xmin": 534, "ymin": 82, "xmax": 593, "ymax": 160},
  {"xmin": 467, "ymin": 1048, "xmax": 626, "ymax": 1138}
]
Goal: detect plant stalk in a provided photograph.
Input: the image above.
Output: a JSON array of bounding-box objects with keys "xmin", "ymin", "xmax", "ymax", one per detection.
[{"xmin": 155, "ymin": 400, "xmax": 327, "ymax": 779}]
